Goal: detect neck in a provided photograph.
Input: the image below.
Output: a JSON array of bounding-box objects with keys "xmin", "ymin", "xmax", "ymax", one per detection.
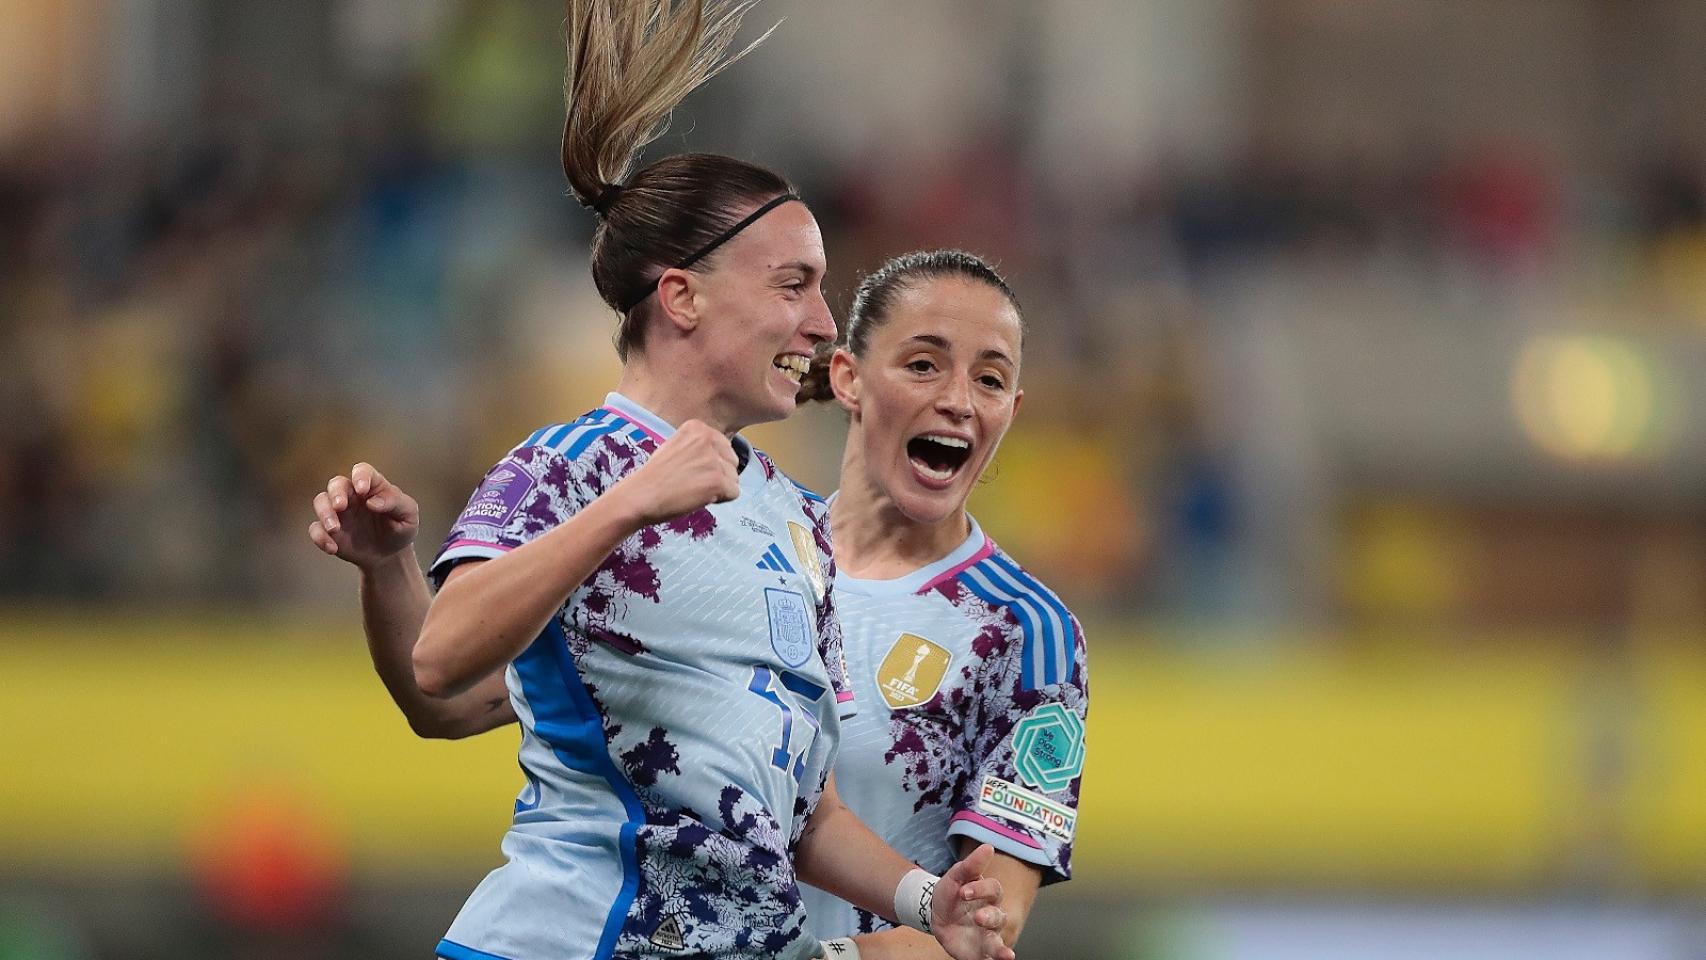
[
  {"xmin": 830, "ymin": 430, "xmax": 972, "ymax": 580},
  {"xmin": 616, "ymin": 354, "xmax": 736, "ymax": 436}
]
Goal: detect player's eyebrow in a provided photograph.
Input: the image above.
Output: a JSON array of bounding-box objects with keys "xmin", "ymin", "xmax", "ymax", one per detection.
[
  {"xmin": 770, "ymin": 260, "xmax": 822, "ymax": 280},
  {"xmin": 902, "ymin": 334, "xmax": 1016, "ymax": 368}
]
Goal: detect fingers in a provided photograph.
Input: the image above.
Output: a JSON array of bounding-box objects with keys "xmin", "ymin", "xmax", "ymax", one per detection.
[
  {"xmin": 307, "ymin": 520, "xmax": 339, "ymax": 556},
  {"xmin": 958, "ymin": 877, "xmax": 1003, "ymax": 904},
  {"xmin": 945, "ymin": 842, "xmax": 995, "ymax": 884},
  {"xmin": 326, "ymin": 475, "xmax": 354, "ymax": 512},
  {"xmin": 313, "ymin": 491, "xmax": 341, "ymax": 534},
  {"xmin": 351, "ymin": 462, "xmax": 378, "ymax": 496},
  {"xmin": 974, "ymin": 905, "xmax": 1006, "ymax": 930}
]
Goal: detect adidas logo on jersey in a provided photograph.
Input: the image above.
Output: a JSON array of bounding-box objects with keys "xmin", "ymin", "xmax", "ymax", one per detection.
[
  {"xmin": 650, "ymin": 915, "xmax": 686, "ymax": 951},
  {"xmin": 756, "ymin": 543, "xmax": 796, "ymax": 574}
]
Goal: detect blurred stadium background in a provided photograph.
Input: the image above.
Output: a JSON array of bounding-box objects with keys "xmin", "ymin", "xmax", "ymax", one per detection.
[{"xmin": 5, "ymin": 0, "xmax": 1706, "ymax": 957}]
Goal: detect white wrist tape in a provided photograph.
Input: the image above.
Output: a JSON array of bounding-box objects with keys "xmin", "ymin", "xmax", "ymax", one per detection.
[
  {"xmin": 820, "ymin": 937, "xmax": 862, "ymax": 960},
  {"xmin": 894, "ymin": 867, "xmax": 940, "ymax": 933}
]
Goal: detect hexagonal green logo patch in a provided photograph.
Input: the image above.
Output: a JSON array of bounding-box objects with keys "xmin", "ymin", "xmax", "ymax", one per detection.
[{"xmin": 1011, "ymin": 703, "xmax": 1084, "ymax": 793}]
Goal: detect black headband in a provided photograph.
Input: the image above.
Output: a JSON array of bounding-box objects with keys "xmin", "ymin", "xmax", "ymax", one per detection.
[{"xmin": 618, "ymin": 193, "xmax": 801, "ymax": 313}]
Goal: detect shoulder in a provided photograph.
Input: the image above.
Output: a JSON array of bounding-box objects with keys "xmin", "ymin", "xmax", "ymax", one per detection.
[
  {"xmin": 753, "ymin": 450, "xmax": 830, "ymax": 523},
  {"xmin": 946, "ymin": 539, "xmax": 1083, "ymax": 690},
  {"xmin": 517, "ymin": 407, "xmax": 654, "ymax": 466}
]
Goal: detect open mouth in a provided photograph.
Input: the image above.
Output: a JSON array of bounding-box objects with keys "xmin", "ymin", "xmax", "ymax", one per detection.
[
  {"xmin": 774, "ymin": 354, "xmax": 809, "ymax": 386},
  {"xmin": 906, "ymin": 433, "xmax": 973, "ymax": 483}
]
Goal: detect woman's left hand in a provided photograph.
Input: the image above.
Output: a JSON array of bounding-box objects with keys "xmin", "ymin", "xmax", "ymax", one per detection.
[{"xmin": 929, "ymin": 843, "xmax": 1014, "ymax": 960}]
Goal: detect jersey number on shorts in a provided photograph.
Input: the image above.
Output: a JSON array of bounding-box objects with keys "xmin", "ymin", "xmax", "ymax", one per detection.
[{"xmin": 747, "ymin": 665, "xmax": 825, "ymax": 783}]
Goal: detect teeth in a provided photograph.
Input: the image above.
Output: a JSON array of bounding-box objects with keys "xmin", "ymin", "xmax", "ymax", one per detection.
[
  {"xmin": 921, "ymin": 435, "xmax": 969, "ymax": 449},
  {"xmin": 774, "ymin": 355, "xmax": 809, "ymax": 384},
  {"xmin": 915, "ymin": 462, "xmax": 954, "ymax": 481}
]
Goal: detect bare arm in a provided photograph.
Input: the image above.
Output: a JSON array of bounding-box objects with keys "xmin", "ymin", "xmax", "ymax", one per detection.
[
  {"xmin": 413, "ymin": 420, "xmax": 742, "ymax": 699},
  {"xmin": 309, "ymin": 463, "xmax": 515, "ymax": 739},
  {"xmin": 795, "ymin": 777, "xmax": 1013, "ymax": 960},
  {"xmin": 847, "ymin": 847, "xmax": 1042, "ymax": 960},
  {"xmin": 360, "ymin": 551, "xmax": 514, "ymax": 738},
  {"xmin": 415, "ymin": 496, "xmax": 640, "ymax": 697}
]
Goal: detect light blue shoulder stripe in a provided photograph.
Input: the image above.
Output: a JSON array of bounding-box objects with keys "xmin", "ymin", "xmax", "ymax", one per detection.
[
  {"xmin": 973, "ymin": 558, "xmax": 1065, "ymax": 688},
  {"xmin": 958, "ymin": 563, "xmax": 1047, "ymax": 690},
  {"xmin": 987, "ymin": 552, "xmax": 1075, "ymax": 686},
  {"xmin": 526, "ymin": 410, "xmax": 603, "ymax": 451},
  {"xmin": 790, "ymin": 480, "xmax": 826, "ymax": 503}
]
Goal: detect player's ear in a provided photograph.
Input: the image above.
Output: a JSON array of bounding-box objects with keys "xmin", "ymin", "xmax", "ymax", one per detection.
[
  {"xmin": 829, "ymin": 347, "xmax": 860, "ymax": 415},
  {"xmin": 654, "ymin": 267, "xmax": 700, "ymax": 334}
]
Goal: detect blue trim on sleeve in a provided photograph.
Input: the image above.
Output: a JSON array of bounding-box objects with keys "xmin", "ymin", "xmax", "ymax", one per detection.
[
  {"xmin": 789, "ymin": 480, "xmax": 826, "ymax": 503},
  {"xmin": 565, "ymin": 421, "xmax": 625, "ymax": 459},
  {"xmin": 437, "ymin": 938, "xmax": 518, "ymax": 960},
  {"xmin": 988, "ymin": 553, "xmax": 1076, "ymax": 685},
  {"xmin": 512, "ymin": 621, "xmax": 645, "ymax": 960},
  {"xmin": 958, "ymin": 559, "xmax": 1069, "ymax": 689}
]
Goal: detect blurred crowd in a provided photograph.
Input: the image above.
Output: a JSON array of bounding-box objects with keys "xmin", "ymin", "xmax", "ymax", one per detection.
[{"xmin": 5, "ymin": 0, "xmax": 1706, "ymax": 631}]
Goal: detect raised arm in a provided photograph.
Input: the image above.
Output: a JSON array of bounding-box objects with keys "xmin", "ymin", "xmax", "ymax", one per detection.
[
  {"xmin": 309, "ymin": 463, "xmax": 514, "ymax": 738},
  {"xmin": 795, "ymin": 777, "xmax": 1014, "ymax": 960},
  {"xmin": 413, "ymin": 420, "xmax": 741, "ymax": 698}
]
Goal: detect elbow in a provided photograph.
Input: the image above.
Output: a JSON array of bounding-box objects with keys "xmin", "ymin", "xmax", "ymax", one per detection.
[
  {"xmin": 404, "ymin": 711, "xmax": 458, "ymax": 740},
  {"xmin": 412, "ymin": 637, "xmax": 456, "ymax": 700}
]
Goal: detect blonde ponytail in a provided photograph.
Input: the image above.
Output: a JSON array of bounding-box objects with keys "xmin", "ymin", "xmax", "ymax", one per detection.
[{"xmin": 561, "ymin": 0, "xmax": 778, "ymax": 206}]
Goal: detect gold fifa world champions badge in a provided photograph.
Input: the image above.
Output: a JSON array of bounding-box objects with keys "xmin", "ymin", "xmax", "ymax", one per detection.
[
  {"xmin": 876, "ymin": 634, "xmax": 952, "ymax": 709},
  {"xmin": 787, "ymin": 521, "xmax": 826, "ymax": 601}
]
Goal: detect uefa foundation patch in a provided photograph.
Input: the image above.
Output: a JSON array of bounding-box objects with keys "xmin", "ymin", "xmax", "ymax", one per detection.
[
  {"xmin": 975, "ymin": 776, "xmax": 1076, "ymax": 841},
  {"xmin": 1011, "ymin": 703, "xmax": 1085, "ymax": 793},
  {"xmin": 456, "ymin": 458, "xmax": 536, "ymax": 528}
]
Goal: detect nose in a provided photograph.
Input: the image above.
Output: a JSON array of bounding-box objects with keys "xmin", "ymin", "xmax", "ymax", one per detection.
[
  {"xmin": 937, "ymin": 371, "xmax": 973, "ymax": 421},
  {"xmin": 804, "ymin": 290, "xmax": 836, "ymax": 345}
]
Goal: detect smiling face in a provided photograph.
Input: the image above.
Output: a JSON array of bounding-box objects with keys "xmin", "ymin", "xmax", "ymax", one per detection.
[
  {"xmin": 682, "ymin": 200, "xmax": 836, "ymax": 430},
  {"xmin": 833, "ymin": 276, "xmax": 1025, "ymax": 525}
]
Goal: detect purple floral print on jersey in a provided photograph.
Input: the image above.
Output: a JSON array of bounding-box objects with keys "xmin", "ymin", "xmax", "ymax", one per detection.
[
  {"xmin": 616, "ymin": 788, "xmax": 808, "ymax": 958},
  {"xmin": 622, "ymin": 727, "xmax": 683, "ymax": 789}
]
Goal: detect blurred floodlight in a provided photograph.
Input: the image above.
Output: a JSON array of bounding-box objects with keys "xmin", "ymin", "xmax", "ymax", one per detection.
[{"xmin": 1511, "ymin": 335, "xmax": 1674, "ymax": 462}]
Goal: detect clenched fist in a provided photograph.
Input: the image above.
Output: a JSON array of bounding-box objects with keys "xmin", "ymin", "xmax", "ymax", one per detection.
[{"xmin": 606, "ymin": 420, "xmax": 741, "ymax": 527}]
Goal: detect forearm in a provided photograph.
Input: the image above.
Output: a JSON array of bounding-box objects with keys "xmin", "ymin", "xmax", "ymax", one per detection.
[
  {"xmin": 414, "ymin": 492, "xmax": 639, "ymax": 697},
  {"xmin": 795, "ymin": 790, "xmax": 918, "ymax": 923},
  {"xmin": 360, "ymin": 553, "xmax": 511, "ymax": 738},
  {"xmin": 848, "ymin": 928, "xmax": 949, "ymax": 960}
]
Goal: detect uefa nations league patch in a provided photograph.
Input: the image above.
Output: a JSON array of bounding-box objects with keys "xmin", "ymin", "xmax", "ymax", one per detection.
[
  {"xmin": 456, "ymin": 458, "xmax": 537, "ymax": 529},
  {"xmin": 766, "ymin": 587, "xmax": 812, "ymax": 668},
  {"xmin": 1011, "ymin": 703, "xmax": 1085, "ymax": 793}
]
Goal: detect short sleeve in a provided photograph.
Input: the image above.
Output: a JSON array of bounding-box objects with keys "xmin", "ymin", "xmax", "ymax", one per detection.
[
  {"xmin": 429, "ymin": 443, "xmax": 603, "ymax": 588},
  {"xmin": 946, "ymin": 611, "xmax": 1088, "ymax": 885}
]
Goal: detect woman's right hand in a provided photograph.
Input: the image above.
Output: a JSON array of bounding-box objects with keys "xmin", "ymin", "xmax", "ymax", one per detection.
[
  {"xmin": 610, "ymin": 420, "xmax": 741, "ymax": 526},
  {"xmin": 308, "ymin": 462, "xmax": 421, "ymax": 570}
]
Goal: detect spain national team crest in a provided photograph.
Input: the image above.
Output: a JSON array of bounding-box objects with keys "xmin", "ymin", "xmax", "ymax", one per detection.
[
  {"xmin": 1011, "ymin": 703, "xmax": 1085, "ymax": 793},
  {"xmin": 876, "ymin": 633, "xmax": 952, "ymax": 709},
  {"xmin": 786, "ymin": 520, "xmax": 826, "ymax": 602},
  {"xmin": 765, "ymin": 587, "xmax": 812, "ymax": 668}
]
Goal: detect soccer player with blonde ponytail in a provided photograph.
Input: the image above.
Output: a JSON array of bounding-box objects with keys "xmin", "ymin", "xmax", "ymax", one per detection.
[{"xmin": 307, "ymin": 3, "xmax": 1014, "ymax": 960}]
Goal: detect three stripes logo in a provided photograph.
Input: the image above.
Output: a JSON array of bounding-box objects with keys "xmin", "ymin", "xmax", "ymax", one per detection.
[{"xmin": 756, "ymin": 543, "xmax": 796, "ymax": 574}]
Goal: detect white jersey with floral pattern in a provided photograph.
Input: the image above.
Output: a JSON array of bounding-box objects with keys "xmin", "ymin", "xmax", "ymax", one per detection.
[
  {"xmin": 800, "ymin": 514, "xmax": 1087, "ymax": 939},
  {"xmin": 428, "ymin": 393, "xmax": 854, "ymax": 960}
]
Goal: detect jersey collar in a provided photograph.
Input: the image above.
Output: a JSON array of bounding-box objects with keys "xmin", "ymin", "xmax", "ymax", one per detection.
[
  {"xmin": 603, "ymin": 391, "xmax": 759, "ymax": 483},
  {"xmin": 830, "ymin": 507, "xmax": 992, "ymax": 597}
]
